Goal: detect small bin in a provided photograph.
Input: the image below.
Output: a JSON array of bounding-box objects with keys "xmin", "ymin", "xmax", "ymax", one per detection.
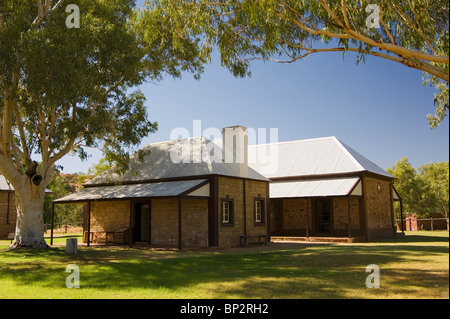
[{"xmin": 66, "ymin": 238, "xmax": 78, "ymax": 254}]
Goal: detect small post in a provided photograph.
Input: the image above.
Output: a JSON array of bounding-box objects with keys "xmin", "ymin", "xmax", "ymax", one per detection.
[
  {"xmin": 431, "ymin": 217, "xmax": 434, "ymax": 231},
  {"xmin": 305, "ymin": 199, "xmax": 309, "ymax": 238},
  {"xmin": 129, "ymin": 200, "xmax": 134, "ymax": 248},
  {"xmin": 87, "ymin": 202, "xmax": 91, "ymax": 247},
  {"xmin": 178, "ymin": 197, "xmax": 182, "ymax": 250},
  {"xmin": 347, "ymin": 196, "xmax": 352, "ymax": 239},
  {"xmin": 148, "ymin": 201, "xmax": 152, "ymax": 246},
  {"xmin": 400, "ymin": 200, "xmax": 405, "ymax": 235},
  {"xmin": 65, "ymin": 238, "xmax": 78, "ymax": 254},
  {"xmin": 50, "ymin": 202, "xmax": 55, "ymax": 245}
]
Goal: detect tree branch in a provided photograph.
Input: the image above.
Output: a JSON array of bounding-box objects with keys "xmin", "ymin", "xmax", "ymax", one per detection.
[
  {"xmin": 279, "ymin": 0, "xmax": 448, "ymax": 82},
  {"xmin": 378, "ymin": 5, "xmax": 397, "ymax": 45},
  {"xmin": 393, "ymin": 1, "xmax": 438, "ymax": 56},
  {"xmin": 341, "ymin": 0, "xmax": 350, "ymax": 29},
  {"xmin": 309, "ymin": 0, "xmax": 449, "ymax": 68},
  {"xmin": 268, "ymin": 41, "xmax": 449, "ymax": 81},
  {"xmin": 13, "ymin": 103, "xmax": 31, "ymax": 166},
  {"xmin": 31, "ymin": 0, "xmax": 65, "ymax": 30},
  {"xmin": 9, "ymin": 141, "xmax": 21, "ymax": 170},
  {"xmin": 1, "ymin": 99, "xmax": 14, "ymax": 157},
  {"xmin": 288, "ymin": 15, "xmax": 351, "ymax": 39},
  {"xmin": 47, "ymin": 137, "xmax": 77, "ymax": 169},
  {"xmin": 318, "ymin": 0, "xmax": 345, "ymax": 29}
]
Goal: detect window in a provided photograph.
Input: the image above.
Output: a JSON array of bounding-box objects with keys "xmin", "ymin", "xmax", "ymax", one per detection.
[
  {"xmin": 255, "ymin": 201, "xmax": 262, "ymax": 222},
  {"xmin": 222, "ymin": 201, "xmax": 230, "ymax": 223},
  {"xmin": 254, "ymin": 198, "xmax": 265, "ymax": 225},
  {"xmin": 221, "ymin": 198, "xmax": 234, "ymax": 226}
]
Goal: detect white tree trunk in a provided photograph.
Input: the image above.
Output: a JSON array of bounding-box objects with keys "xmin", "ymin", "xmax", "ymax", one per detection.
[{"xmin": 8, "ymin": 182, "xmax": 49, "ymax": 249}]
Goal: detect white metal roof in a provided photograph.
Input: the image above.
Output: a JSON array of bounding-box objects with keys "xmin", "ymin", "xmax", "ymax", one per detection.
[
  {"xmin": 87, "ymin": 137, "xmax": 268, "ymax": 186},
  {"xmin": 270, "ymin": 177, "xmax": 362, "ymax": 198},
  {"xmin": 0, "ymin": 175, "xmax": 12, "ymax": 191},
  {"xmin": 54, "ymin": 179, "xmax": 208, "ymax": 203},
  {"xmin": 248, "ymin": 136, "xmax": 393, "ymax": 179}
]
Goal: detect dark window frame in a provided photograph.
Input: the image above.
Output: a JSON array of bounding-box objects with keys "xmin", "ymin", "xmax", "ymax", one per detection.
[
  {"xmin": 220, "ymin": 197, "xmax": 234, "ymax": 226},
  {"xmin": 254, "ymin": 196, "xmax": 266, "ymax": 226}
]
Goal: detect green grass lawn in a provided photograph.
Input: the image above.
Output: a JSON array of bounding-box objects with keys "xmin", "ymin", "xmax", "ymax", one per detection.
[{"xmin": 0, "ymin": 231, "xmax": 448, "ymax": 299}]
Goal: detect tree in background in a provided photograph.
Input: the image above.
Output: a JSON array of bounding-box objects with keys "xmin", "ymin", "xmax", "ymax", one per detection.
[
  {"xmin": 0, "ymin": 0, "xmax": 207, "ymax": 249},
  {"xmin": 145, "ymin": 0, "xmax": 449, "ymax": 126},
  {"xmin": 43, "ymin": 170, "xmax": 84, "ymax": 230},
  {"xmin": 387, "ymin": 157, "xmax": 425, "ymax": 218},
  {"xmin": 388, "ymin": 158, "xmax": 449, "ymax": 227},
  {"xmin": 87, "ymin": 158, "xmax": 114, "ymax": 177},
  {"xmin": 418, "ymin": 162, "xmax": 449, "ymax": 227}
]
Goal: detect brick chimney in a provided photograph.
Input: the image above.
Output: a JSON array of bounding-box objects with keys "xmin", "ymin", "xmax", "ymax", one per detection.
[{"xmin": 222, "ymin": 125, "xmax": 248, "ymax": 178}]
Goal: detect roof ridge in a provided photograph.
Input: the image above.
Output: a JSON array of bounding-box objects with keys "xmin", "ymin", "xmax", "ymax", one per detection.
[
  {"xmin": 331, "ymin": 137, "xmax": 365, "ymax": 172},
  {"xmin": 335, "ymin": 138, "xmax": 394, "ymax": 178},
  {"xmin": 248, "ymin": 136, "xmax": 336, "ymax": 148},
  {"xmin": 87, "ymin": 135, "xmax": 269, "ymax": 185}
]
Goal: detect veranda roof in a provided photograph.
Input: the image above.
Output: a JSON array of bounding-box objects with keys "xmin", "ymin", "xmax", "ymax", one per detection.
[
  {"xmin": 269, "ymin": 177, "xmax": 362, "ymax": 198},
  {"xmin": 54, "ymin": 179, "xmax": 208, "ymax": 203}
]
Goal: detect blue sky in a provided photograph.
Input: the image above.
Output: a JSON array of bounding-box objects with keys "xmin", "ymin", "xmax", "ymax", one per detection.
[{"xmin": 58, "ymin": 48, "xmax": 449, "ymax": 174}]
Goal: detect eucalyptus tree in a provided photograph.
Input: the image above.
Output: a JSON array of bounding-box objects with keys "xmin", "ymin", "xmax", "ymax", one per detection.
[
  {"xmin": 387, "ymin": 157, "xmax": 426, "ymax": 217},
  {"xmin": 388, "ymin": 158, "xmax": 449, "ymax": 225},
  {"xmin": 0, "ymin": 0, "xmax": 206, "ymax": 249},
  {"xmin": 418, "ymin": 162, "xmax": 449, "ymax": 227},
  {"xmin": 144, "ymin": 0, "xmax": 449, "ymax": 126}
]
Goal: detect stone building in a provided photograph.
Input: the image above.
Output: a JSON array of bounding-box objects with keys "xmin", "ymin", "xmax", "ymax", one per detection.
[
  {"xmin": 54, "ymin": 129, "xmax": 399, "ymax": 247},
  {"xmin": 54, "ymin": 126, "xmax": 270, "ymax": 248},
  {"xmin": 249, "ymin": 136, "xmax": 398, "ymax": 241},
  {"xmin": 0, "ymin": 175, "xmax": 16, "ymax": 239}
]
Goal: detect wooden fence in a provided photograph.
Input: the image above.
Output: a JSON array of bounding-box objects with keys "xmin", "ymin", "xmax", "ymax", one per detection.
[{"xmin": 395, "ymin": 216, "xmax": 449, "ymax": 231}]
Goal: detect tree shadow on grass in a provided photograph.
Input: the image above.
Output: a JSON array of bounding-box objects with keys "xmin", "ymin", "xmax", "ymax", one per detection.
[
  {"xmin": 0, "ymin": 233, "xmax": 448, "ymax": 298},
  {"xmin": 378, "ymin": 233, "xmax": 449, "ymax": 244}
]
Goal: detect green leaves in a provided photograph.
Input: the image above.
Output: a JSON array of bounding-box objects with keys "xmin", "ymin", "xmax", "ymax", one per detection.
[
  {"xmin": 387, "ymin": 158, "xmax": 449, "ymax": 218},
  {"xmin": 1, "ymin": 0, "xmax": 213, "ymax": 180},
  {"xmin": 145, "ymin": 0, "xmax": 449, "ymax": 126}
]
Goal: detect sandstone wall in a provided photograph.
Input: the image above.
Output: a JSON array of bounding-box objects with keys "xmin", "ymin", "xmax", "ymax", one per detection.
[
  {"xmin": 364, "ymin": 176, "xmax": 395, "ymax": 239},
  {"xmin": 217, "ymin": 177, "xmax": 268, "ymax": 247},
  {"xmin": 181, "ymin": 198, "xmax": 209, "ymax": 247},
  {"xmin": 88, "ymin": 198, "xmax": 209, "ymax": 247},
  {"xmin": 333, "ymin": 197, "xmax": 360, "ymax": 230},
  {"xmin": 0, "ymin": 191, "xmax": 16, "ymax": 239},
  {"xmin": 282, "ymin": 198, "xmax": 312, "ymax": 230}
]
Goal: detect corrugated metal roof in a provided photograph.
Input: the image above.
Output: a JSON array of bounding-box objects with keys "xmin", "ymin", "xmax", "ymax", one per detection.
[
  {"xmin": 248, "ymin": 136, "xmax": 393, "ymax": 179},
  {"xmin": 270, "ymin": 177, "xmax": 361, "ymax": 198},
  {"xmin": 54, "ymin": 179, "xmax": 208, "ymax": 203},
  {"xmin": 87, "ymin": 137, "xmax": 268, "ymax": 186}
]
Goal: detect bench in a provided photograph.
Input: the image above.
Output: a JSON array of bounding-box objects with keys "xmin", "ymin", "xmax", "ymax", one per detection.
[
  {"xmin": 114, "ymin": 227, "xmax": 129, "ymax": 245},
  {"xmin": 239, "ymin": 234, "xmax": 267, "ymax": 247},
  {"xmin": 84, "ymin": 231, "xmax": 105, "ymax": 244},
  {"xmin": 8, "ymin": 233, "xmax": 15, "ymax": 244},
  {"xmin": 84, "ymin": 231, "xmax": 114, "ymax": 245},
  {"xmin": 84, "ymin": 228, "xmax": 129, "ymax": 245}
]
